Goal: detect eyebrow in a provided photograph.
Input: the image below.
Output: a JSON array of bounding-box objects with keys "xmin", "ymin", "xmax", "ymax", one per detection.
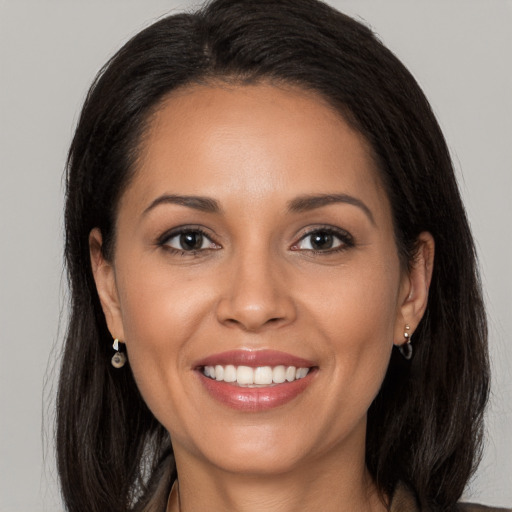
[
  {"xmin": 287, "ymin": 193, "xmax": 375, "ymax": 225},
  {"xmin": 142, "ymin": 192, "xmax": 374, "ymax": 224},
  {"xmin": 142, "ymin": 194, "xmax": 221, "ymax": 215}
]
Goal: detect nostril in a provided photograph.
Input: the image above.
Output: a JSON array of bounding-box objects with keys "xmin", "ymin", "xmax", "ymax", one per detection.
[
  {"xmin": 223, "ymin": 315, "xmax": 284, "ymax": 331},
  {"xmin": 215, "ymin": 293, "xmax": 297, "ymax": 332}
]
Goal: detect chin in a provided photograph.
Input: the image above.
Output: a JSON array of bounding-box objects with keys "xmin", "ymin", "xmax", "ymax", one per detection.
[{"xmin": 208, "ymin": 445, "xmax": 308, "ymax": 477}]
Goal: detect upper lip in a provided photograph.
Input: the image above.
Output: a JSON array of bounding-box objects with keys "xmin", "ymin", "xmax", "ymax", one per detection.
[{"xmin": 194, "ymin": 349, "xmax": 316, "ymax": 369}]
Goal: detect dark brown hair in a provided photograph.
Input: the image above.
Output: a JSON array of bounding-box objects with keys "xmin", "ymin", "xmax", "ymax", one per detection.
[{"xmin": 58, "ymin": 1, "xmax": 489, "ymax": 510}]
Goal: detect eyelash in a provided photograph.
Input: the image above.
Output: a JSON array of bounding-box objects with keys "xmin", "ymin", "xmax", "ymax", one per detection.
[
  {"xmin": 157, "ymin": 225, "xmax": 354, "ymax": 256},
  {"xmin": 157, "ymin": 226, "xmax": 219, "ymax": 256},
  {"xmin": 292, "ymin": 226, "xmax": 354, "ymax": 254}
]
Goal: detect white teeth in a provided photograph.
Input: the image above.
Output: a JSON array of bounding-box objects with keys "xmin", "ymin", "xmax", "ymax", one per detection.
[
  {"xmin": 296, "ymin": 367, "xmax": 309, "ymax": 379},
  {"xmin": 285, "ymin": 366, "xmax": 296, "ymax": 382},
  {"xmin": 272, "ymin": 365, "xmax": 286, "ymax": 384},
  {"xmin": 202, "ymin": 364, "xmax": 310, "ymax": 386},
  {"xmin": 215, "ymin": 365, "xmax": 224, "ymax": 381},
  {"xmin": 223, "ymin": 364, "xmax": 237, "ymax": 383},
  {"xmin": 237, "ymin": 365, "xmax": 254, "ymax": 385},
  {"xmin": 254, "ymin": 366, "xmax": 273, "ymax": 385}
]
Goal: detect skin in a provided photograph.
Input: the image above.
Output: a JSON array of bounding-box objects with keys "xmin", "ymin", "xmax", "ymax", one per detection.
[{"xmin": 90, "ymin": 83, "xmax": 434, "ymax": 512}]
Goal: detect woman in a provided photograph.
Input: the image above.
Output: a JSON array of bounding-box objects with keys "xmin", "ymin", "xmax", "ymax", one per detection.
[{"xmin": 56, "ymin": 0, "xmax": 507, "ymax": 510}]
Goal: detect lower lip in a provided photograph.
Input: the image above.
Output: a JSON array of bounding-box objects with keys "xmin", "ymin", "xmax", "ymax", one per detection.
[{"xmin": 198, "ymin": 371, "xmax": 315, "ymax": 411}]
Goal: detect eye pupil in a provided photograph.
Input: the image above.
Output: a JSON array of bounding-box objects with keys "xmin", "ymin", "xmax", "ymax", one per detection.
[
  {"xmin": 311, "ymin": 232, "xmax": 333, "ymax": 250},
  {"xmin": 180, "ymin": 232, "xmax": 203, "ymax": 250}
]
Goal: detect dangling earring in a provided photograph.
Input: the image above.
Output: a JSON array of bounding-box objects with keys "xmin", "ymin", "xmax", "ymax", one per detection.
[
  {"xmin": 111, "ymin": 338, "xmax": 127, "ymax": 368},
  {"xmin": 398, "ymin": 325, "xmax": 413, "ymax": 360}
]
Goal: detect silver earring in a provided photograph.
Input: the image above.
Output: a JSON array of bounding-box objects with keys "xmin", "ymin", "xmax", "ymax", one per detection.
[
  {"xmin": 111, "ymin": 338, "xmax": 127, "ymax": 368},
  {"xmin": 398, "ymin": 325, "xmax": 413, "ymax": 360}
]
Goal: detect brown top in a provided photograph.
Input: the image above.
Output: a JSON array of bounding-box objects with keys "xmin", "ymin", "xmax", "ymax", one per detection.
[
  {"xmin": 391, "ymin": 482, "xmax": 512, "ymax": 512},
  {"xmin": 458, "ymin": 506, "xmax": 512, "ymax": 512}
]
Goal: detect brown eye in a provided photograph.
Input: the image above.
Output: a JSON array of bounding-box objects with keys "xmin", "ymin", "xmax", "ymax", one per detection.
[
  {"xmin": 294, "ymin": 228, "xmax": 352, "ymax": 252},
  {"xmin": 180, "ymin": 232, "xmax": 204, "ymax": 250},
  {"xmin": 164, "ymin": 230, "xmax": 218, "ymax": 252},
  {"xmin": 309, "ymin": 232, "xmax": 335, "ymax": 250}
]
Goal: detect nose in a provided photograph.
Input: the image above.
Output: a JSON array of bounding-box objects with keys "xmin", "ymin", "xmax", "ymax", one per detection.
[{"xmin": 215, "ymin": 251, "xmax": 297, "ymax": 332}]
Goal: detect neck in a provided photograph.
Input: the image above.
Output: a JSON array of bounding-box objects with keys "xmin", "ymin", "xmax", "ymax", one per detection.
[
  {"xmin": 170, "ymin": 437, "xmax": 387, "ymax": 512},
  {"xmin": 170, "ymin": 472, "xmax": 384, "ymax": 512}
]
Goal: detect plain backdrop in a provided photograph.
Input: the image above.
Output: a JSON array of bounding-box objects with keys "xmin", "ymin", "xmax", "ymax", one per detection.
[{"xmin": 0, "ymin": 1, "xmax": 510, "ymax": 510}]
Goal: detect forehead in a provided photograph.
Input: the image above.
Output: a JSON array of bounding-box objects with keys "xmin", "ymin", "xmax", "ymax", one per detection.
[{"xmin": 123, "ymin": 82, "xmax": 389, "ymax": 219}]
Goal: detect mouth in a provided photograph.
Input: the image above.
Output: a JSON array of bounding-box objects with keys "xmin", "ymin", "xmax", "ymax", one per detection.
[
  {"xmin": 195, "ymin": 350, "xmax": 317, "ymax": 411},
  {"xmin": 202, "ymin": 364, "xmax": 311, "ymax": 387}
]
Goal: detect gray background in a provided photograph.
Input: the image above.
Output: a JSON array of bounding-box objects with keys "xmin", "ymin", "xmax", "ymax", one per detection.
[{"xmin": 1, "ymin": 1, "xmax": 510, "ymax": 510}]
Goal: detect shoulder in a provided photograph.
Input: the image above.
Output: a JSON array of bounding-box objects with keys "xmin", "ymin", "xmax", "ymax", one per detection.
[
  {"xmin": 456, "ymin": 504, "xmax": 512, "ymax": 512},
  {"xmin": 391, "ymin": 482, "xmax": 511, "ymax": 512}
]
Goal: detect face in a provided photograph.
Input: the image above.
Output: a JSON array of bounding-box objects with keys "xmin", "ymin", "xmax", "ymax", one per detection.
[{"xmin": 91, "ymin": 83, "xmax": 431, "ymax": 478}]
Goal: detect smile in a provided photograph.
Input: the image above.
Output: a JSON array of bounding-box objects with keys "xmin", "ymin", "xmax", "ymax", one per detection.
[
  {"xmin": 202, "ymin": 364, "xmax": 310, "ymax": 387},
  {"xmin": 195, "ymin": 350, "xmax": 317, "ymax": 411}
]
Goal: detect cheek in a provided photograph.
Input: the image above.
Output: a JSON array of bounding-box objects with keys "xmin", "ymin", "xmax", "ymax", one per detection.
[
  {"xmin": 302, "ymin": 259, "xmax": 400, "ymax": 402},
  {"xmin": 118, "ymin": 258, "xmax": 212, "ymax": 343},
  {"xmin": 114, "ymin": 261, "xmax": 214, "ymax": 412},
  {"xmin": 303, "ymin": 255, "xmax": 401, "ymax": 340}
]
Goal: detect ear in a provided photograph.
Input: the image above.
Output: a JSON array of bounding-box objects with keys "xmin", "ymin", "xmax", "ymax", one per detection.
[
  {"xmin": 394, "ymin": 231, "xmax": 435, "ymax": 345},
  {"xmin": 89, "ymin": 228, "xmax": 125, "ymax": 341}
]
